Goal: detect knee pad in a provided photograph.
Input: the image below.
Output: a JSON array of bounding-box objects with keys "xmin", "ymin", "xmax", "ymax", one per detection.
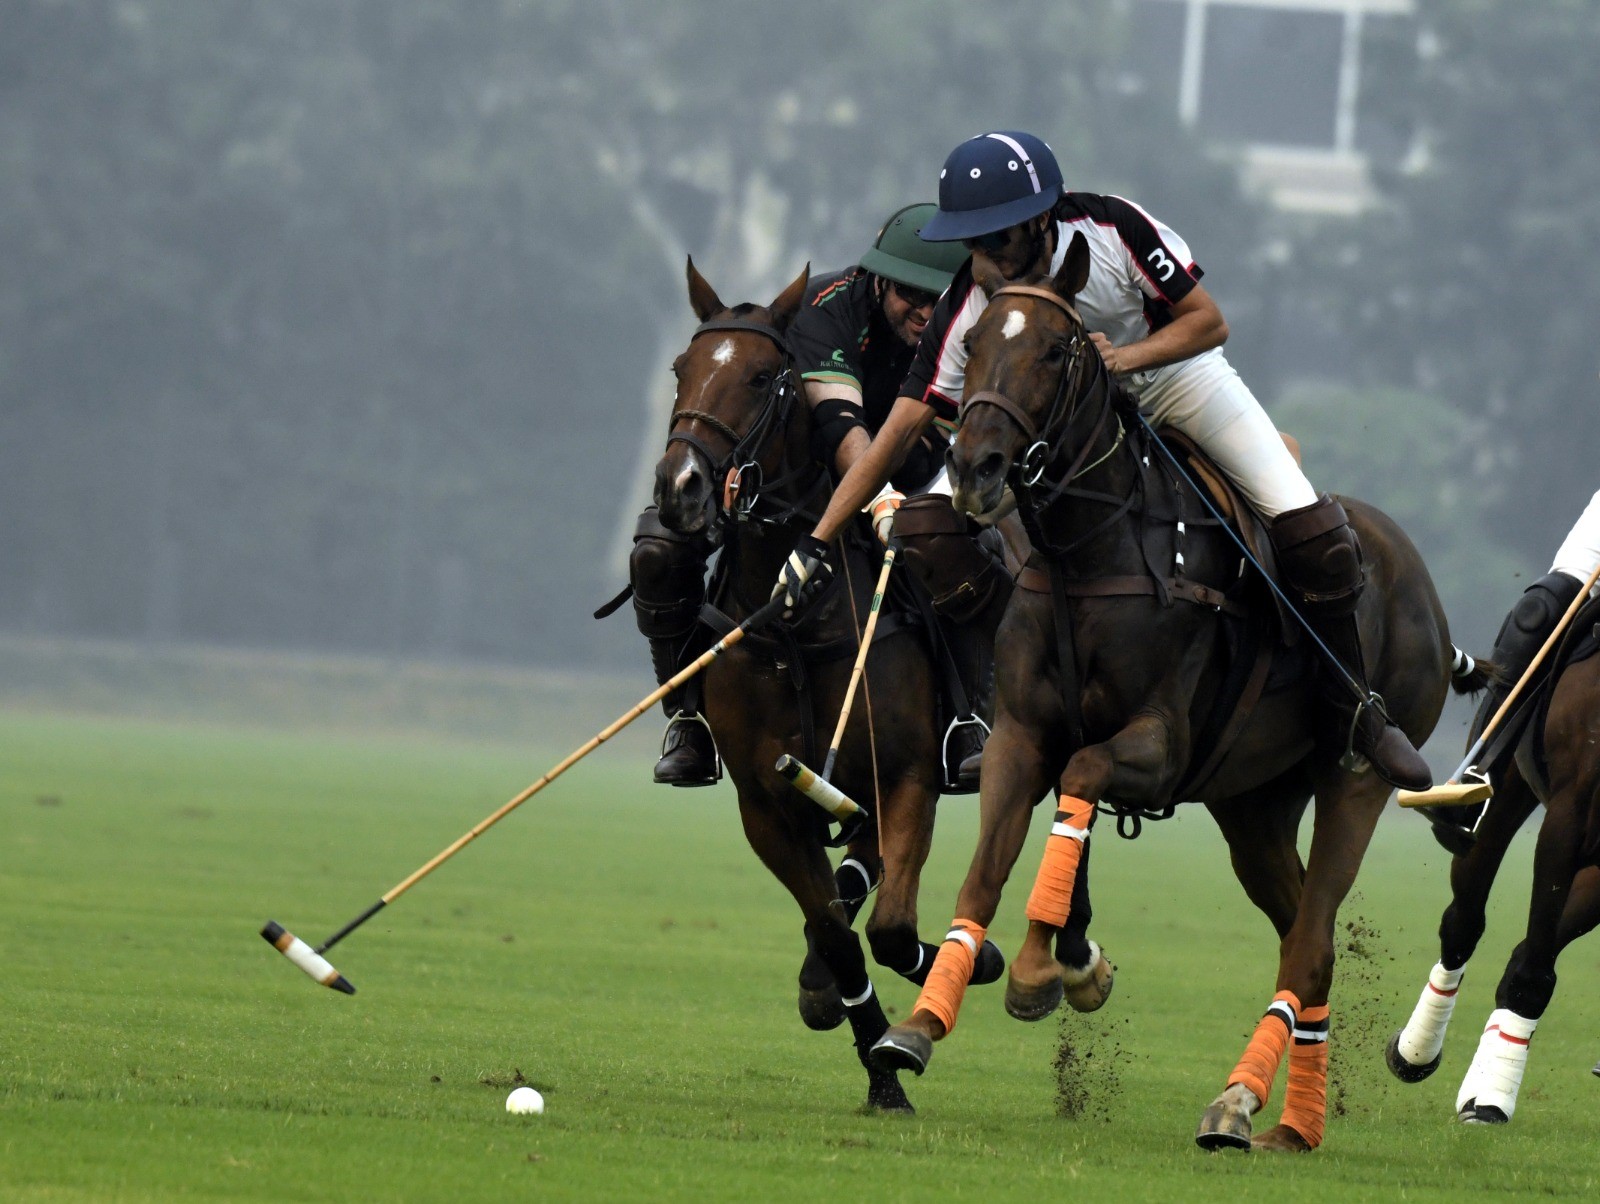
[
  {"xmin": 893, "ymin": 495, "xmax": 1009, "ymax": 623},
  {"xmin": 630, "ymin": 508, "xmax": 711, "ymax": 639},
  {"xmin": 1269, "ymin": 495, "xmax": 1362, "ymax": 615},
  {"xmin": 1508, "ymin": 572, "xmax": 1584, "ymax": 639}
]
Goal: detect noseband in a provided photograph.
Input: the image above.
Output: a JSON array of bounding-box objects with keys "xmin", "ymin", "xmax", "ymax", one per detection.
[
  {"xmin": 664, "ymin": 316, "xmax": 820, "ymax": 525},
  {"xmin": 961, "ymin": 284, "xmax": 1119, "ymax": 495}
]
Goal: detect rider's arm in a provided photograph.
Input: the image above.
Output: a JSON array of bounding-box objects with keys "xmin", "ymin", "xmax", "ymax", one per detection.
[
  {"xmin": 803, "ymin": 379, "xmax": 872, "ymax": 477},
  {"xmin": 1091, "ymin": 284, "xmax": 1229, "ymax": 375},
  {"xmin": 810, "ymin": 395, "xmax": 936, "ymax": 543}
]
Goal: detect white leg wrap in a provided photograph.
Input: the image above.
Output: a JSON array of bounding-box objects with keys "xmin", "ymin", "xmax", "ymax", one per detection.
[
  {"xmin": 1060, "ymin": 939, "xmax": 1102, "ymax": 986},
  {"xmin": 1457, "ymin": 1008, "xmax": 1536, "ymax": 1119},
  {"xmin": 1397, "ymin": 962, "xmax": 1464, "ymax": 1066}
]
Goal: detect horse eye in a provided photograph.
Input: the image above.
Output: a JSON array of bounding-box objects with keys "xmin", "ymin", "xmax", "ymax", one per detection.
[
  {"xmin": 1042, "ymin": 343, "xmax": 1066, "ymax": 364},
  {"xmin": 751, "ymin": 371, "xmax": 773, "ymax": 389}
]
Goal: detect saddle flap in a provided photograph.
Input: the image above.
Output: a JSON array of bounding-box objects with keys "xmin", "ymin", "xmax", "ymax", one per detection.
[{"xmin": 1156, "ymin": 428, "xmax": 1299, "ymax": 642}]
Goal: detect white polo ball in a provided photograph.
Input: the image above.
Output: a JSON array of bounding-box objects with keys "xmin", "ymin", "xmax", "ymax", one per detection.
[{"xmin": 505, "ymin": 1086, "xmax": 544, "ymax": 1115}]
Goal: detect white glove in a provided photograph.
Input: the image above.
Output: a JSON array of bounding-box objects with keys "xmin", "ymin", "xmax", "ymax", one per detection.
[{"xmin": 865, "ymin": 486, "xmax": 905, "ymax": 545}]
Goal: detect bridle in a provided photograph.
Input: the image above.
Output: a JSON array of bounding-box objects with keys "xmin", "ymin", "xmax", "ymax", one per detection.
[
  {"xmin": 664, "ymin": 316, "xmax": 824, "ymax": 528},
  {"xmin": 961, "ymin": 284, "xmax": 1124, "ymax": 507}
]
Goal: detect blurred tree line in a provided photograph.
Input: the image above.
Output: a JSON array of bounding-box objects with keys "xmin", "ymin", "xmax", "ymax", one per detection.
[{"xmin": 0, "ymin": 0, "xmax": 1586, "ymax": 668}]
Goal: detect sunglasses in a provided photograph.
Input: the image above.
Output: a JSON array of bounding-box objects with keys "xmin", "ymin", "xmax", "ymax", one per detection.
[
  {"xmin": 961, "ymin": 230, "xmax": 1013, "ymax": 255},
  {"xmin": 889, "ymin": 280, "xmax": 940, "ymax": 310}
]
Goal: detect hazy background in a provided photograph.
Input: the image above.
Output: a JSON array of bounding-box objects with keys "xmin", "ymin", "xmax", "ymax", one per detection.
[{"xmin": 2, "ymin": 0, "xmax": 1593, "ymax": 683}]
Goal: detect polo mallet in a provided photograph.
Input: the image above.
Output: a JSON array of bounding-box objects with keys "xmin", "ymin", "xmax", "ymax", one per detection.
[
  {"xmin": 261, "ymin": 593, "xmax": 788, "ymax": 994},
  {"xmin": 1399, "ymin": 559, "xmax": 1600, "ymax": 809},
  {"xmin": 774, "ymin": 541, "xmax": 897, "ymax": 844}
]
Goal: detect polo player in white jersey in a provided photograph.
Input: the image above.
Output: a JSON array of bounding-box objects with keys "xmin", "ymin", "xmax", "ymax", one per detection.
[{"xmin": 774, "ymin": 129, "xmax": 1432, "ymax": 793}]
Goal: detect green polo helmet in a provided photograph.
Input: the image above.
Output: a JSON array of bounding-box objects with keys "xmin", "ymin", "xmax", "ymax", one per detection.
[{"xmin": 858, "ymin": 203, "xmax": 968, "ymax": 295}]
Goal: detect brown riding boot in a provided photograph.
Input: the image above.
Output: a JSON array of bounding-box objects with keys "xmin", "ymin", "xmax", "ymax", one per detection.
[{"xmin": 1270, "ymin": 496, "xmax": 1432, "ymax": 793}]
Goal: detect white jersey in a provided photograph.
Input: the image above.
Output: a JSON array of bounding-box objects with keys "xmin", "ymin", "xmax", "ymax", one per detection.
[
  {"xmin": 903, "ymin": 192, "xmax": 1206, "ymax": 429},
  {"xmin": 901, "ymin": 191, "xmax": 1320, "ymax": 519}
]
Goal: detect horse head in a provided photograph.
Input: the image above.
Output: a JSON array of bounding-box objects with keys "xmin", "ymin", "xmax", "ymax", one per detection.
[
  {"xmin": 654, "ymin": 257, "xmax": 810, "ymax": 535},
  {"xmin": 948, "ymin": 231, "xmax": 1096, "ymax": 520}
]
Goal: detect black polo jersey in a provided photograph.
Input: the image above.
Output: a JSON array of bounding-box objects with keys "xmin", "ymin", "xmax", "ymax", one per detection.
[{"xmin": 789, "ymin": 266, "xmax": 944, "ymax": 491}]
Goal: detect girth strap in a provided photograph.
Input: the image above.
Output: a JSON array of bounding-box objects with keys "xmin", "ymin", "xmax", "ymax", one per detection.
[{"xmin": 1016, "ymin": 566, "xmax": 1247, "ymax": 618}]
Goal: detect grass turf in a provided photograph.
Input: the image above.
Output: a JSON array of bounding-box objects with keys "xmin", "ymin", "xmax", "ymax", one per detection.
[{"xmin": 3, "ymin": 709, "xmax": 1598, "ymax": 1202}]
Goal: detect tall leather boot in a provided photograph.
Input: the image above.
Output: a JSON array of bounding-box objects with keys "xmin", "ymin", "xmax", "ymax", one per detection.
[
  {"xmin": 1271, "ymin": 496, "xmax": 1433, "ymax": 792},
  {"xmin": 1421, "ymin": 571, "xmax": 1584, "ymax": 853},
  {"xmin": 630, "ymin": 507, "xmax": 720, "ymax": 788},
  {"xmin": 647, "ymin": 632, "xmax": 720, "ymax": 787}
]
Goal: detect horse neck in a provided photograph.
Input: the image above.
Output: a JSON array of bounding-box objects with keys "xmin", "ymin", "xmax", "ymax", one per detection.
[{"xmin": 717, "ymin": 407, "xmax": 833, "ymax": 615}]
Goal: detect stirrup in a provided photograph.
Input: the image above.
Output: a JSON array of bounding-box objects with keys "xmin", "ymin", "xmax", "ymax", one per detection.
[
  {"xmin": 941, "ymin": 714, "xmax": 990, "ymax": 791},
  {"xmin": 1339, "ymin": 690, "xmax": 1390, "ymax": 774},
  {"xmin": 657, "ymin": 710, "xmax": 722, "ymax": 786}
]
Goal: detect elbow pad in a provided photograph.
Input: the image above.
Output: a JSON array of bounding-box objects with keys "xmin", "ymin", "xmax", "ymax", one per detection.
[{"xmin": 810, "ymin": 398, "xmax": 868, "ymax": 465}]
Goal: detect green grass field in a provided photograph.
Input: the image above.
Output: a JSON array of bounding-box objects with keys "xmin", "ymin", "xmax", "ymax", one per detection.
[{"xmin": 3, "ymin": 700, "xmax": 1598, "ymax": 1202}]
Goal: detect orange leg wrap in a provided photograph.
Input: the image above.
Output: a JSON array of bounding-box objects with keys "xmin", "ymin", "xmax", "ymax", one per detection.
[
  {"xmin": 1279, "ymin": 1004, "xmax": 1329, "ymax": 1149},
  {"xmin": 1024, "ymin": 794, "xmax": 1094, "ymax": 926},
  {"xmin": 1228, "ymin": 989, "xmax": 1302, "ymax": 1107},
  {"xmin": 913, "ymin": 918, "xmax": 987, "ymax": 1036}
]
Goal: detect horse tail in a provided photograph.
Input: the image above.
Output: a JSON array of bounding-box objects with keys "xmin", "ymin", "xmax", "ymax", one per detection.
[{"xmin": 1448, "ymin": 645, "xmax": 1500, "ymax": 695}]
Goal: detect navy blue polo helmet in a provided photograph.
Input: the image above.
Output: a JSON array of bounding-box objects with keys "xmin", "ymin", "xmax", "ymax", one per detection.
[{"xmin": 918, "ymin": 131, "xmax": 1065, "ymax": 243}]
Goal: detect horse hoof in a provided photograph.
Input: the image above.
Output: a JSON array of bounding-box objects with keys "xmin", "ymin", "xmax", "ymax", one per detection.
[
  {"xmin": 798, "ymin": 984, "xmax": 846, "ymax": 1031},
  {"xmin": 1250, "ymin": 1124, "xmax": 1313, "ymax": 1153},
  {"xmin": 1063, "ymin": 947, "xmax": 1114, "ymax": 1013},
  {"xmin": 1005, "ymin": 965, "xmax": 1064, "ymax": 1021},
  {"xmin": 1592, "ymin": 1060, "xmax": 1600, "ymax": 1079},
  {"xmin": 1458, "ymin": 1100, "xmax": 1508, "ymax": 1125},
  {"xmin": 864, "ymin": 1077, "xmax": 915, "ymax": 1114},
  {"xmin": 1195, "ymin": 1100, "xmax": 1253, "ymax": 1151},
  {"xmin": 869, "ymin": 1027, "xmax": 932, "ymax": 1076},
  {"xmin": 1384, "ymin": 1030, "xmax": 1439, "ymax": 1083},
  {"xmin": 971, "ymin": 939, "xmax": 1006, "ymax": 986}
]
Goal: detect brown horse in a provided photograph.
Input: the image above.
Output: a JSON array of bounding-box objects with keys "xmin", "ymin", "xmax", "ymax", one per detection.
[
  {"xmin": 1386, "ymin": 604, "xmax": 1600, "ymax": 1122},
  {"xmin": 651, "ymin": 258, "xmax": 1000, "ymax": 1113},
  {"xmin": 866, "ymin": 234, "xmax": 1480, "ymax": 1150}
]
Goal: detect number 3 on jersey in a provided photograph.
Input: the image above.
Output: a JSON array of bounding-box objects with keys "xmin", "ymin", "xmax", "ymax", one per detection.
[{"xmin": 1146, "ymin": 247, "xmax": 1176, "ymax": 282}]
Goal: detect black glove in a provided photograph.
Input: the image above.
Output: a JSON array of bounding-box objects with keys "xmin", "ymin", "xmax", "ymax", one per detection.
[{"xmin": 771, "ymin": 533, "xmax": 833, "ymax": 617}]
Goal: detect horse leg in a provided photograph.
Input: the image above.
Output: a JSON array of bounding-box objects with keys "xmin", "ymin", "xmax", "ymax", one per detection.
[
  {"xmin": 737, "ymin": 793, "xmax": 912, "ymax": 1113},
  {"xmin": 1054, "ymin": 839, "xmax": 1115, "ymax": 1012},
  {"xmin": 1010, "ymin": 713, "xmax": 1173, "ymax": 1020},
  {"xmin": 1387, "ymin": 765, "xmax": 1539, "ymax": 1083},
  {"xmin": 1457, "ymin": 782, "xmax": 1591, "ymax": 1124},
  {"xmin": 796, "ymin": 836, "xmax": 881, "ymax": 1032},
  {"xmin": 1199, "ymin": 770, "xmax": 1390, "ymax": 1153},
  {"xmin": 864, "ymin": 777, "xmax": 967, "ymax": 988},
  {"xmin": 868, "ymin": 718, "xmax": 1054, "ymax": 1074}
]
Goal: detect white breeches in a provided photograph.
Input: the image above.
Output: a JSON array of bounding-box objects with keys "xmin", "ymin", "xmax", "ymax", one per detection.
[
  {"xmin": 1129, "ymin": 348, "xmax": 1318, "ymax": 520},
  {"xmin": 1550, "ymin": 488, "xmax": 1600, "ymax": 588}
]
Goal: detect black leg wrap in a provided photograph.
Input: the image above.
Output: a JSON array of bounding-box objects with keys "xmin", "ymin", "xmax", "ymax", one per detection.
[{"xmin": 1055, "ymin": 836, "xmax": 1094, "ymax": 968}]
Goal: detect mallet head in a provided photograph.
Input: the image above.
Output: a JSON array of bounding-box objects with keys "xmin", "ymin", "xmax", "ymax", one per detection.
[{"xmin": 261, "ymin": 921, "xmax": 356, "ymax": 994}]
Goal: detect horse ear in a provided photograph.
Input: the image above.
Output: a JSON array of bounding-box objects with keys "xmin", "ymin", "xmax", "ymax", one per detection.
[
  {"xmin": 1053, "ymin": 231, "xmax": 1091, "ymax": 301},
  {"xmin": 767, "ymin": 263, "xmax": 810, "ymax": 332},
  {"xmin": 971, "ymin": 255, "xmax": 1006, "ymax": 298},
  {"xmin": 686, "ymin": 255, "xmax": 725, "ymax": 321}
]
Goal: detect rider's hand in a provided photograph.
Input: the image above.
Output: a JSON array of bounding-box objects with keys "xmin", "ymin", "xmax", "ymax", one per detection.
[
  {"xmin": 771, "ymin": 533, "xmax": 834, "ymax": 617},
  {"xmin": 866, "ymin": 487, "xmax": 905, "ymax": 545},
  {"xmin": 1089, "ymin": 331, "xmax": 1124, "ymax": 374}
]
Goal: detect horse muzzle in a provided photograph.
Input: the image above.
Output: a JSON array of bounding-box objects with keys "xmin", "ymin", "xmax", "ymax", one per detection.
[
  {"xmin": 948, "ymin": 448, "xmax": 1011, "ymax": 521},
  {"xmin": 654, "ymin": 455, "xmax": 716, "ymax": 534}
]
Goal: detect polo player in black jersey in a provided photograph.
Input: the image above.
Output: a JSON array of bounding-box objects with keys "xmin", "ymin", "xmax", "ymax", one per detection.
[{"xmin": 631, "ymin": 204, "xmax": 991, "ymax": 788}]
